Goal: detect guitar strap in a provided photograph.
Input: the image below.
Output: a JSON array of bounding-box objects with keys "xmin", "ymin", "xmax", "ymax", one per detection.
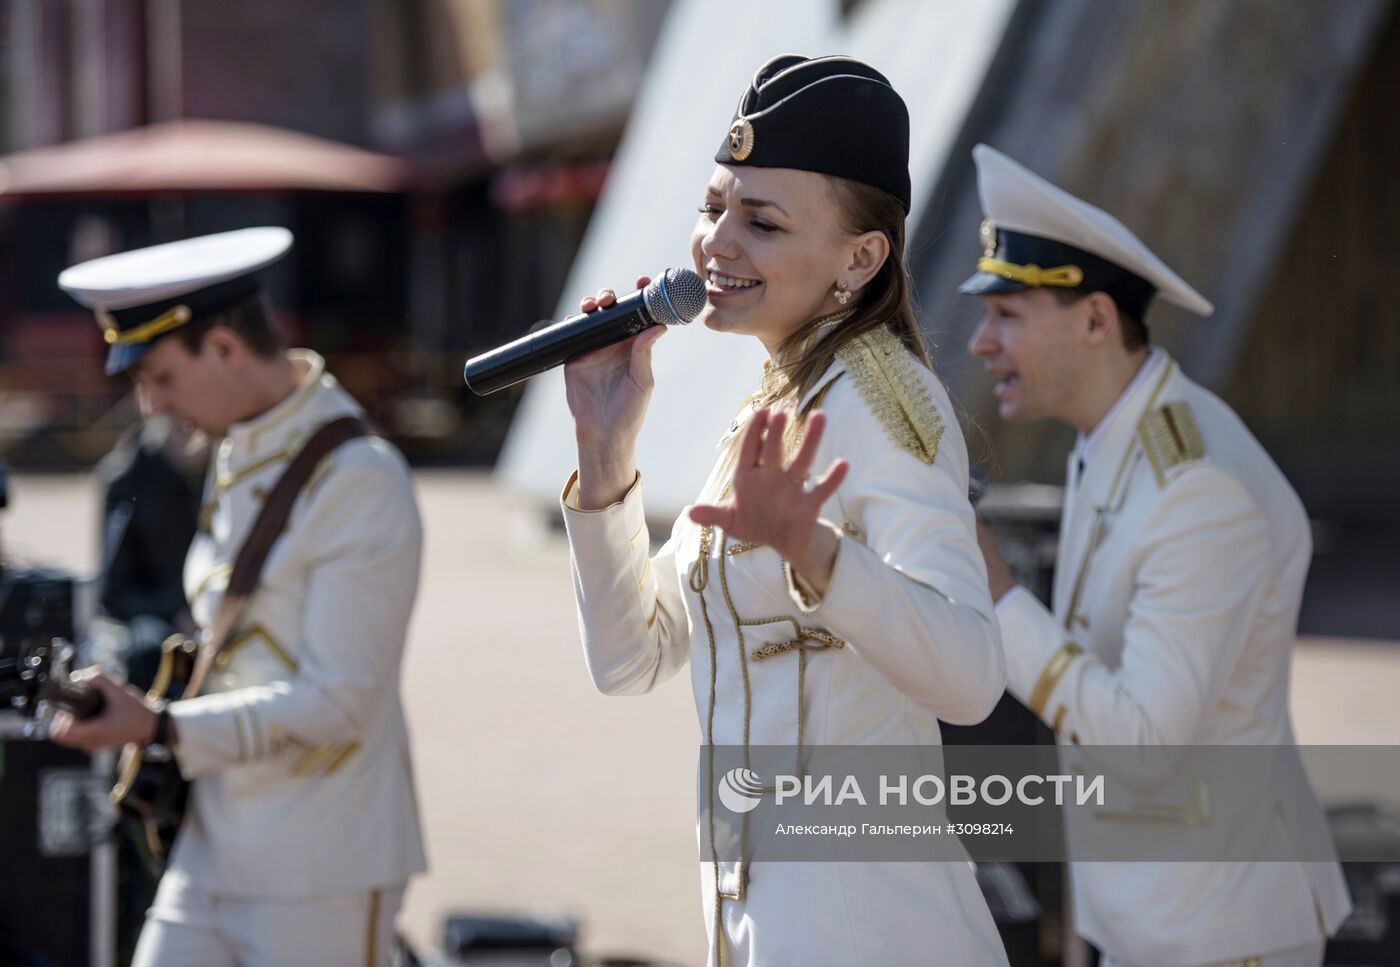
[{"xmin": 184, "ymin": 415, "xmax": 375, "ymax": 698}]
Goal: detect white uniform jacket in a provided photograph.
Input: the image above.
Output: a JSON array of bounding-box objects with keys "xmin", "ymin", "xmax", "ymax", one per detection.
[
  {"xmin": 563, "ymin": 327, "xmax": 1009, "ymax": 966},
  {"xmin": 167, "ymin": 350, "xmax": 426, "ymax": 898},
  {"xmin": 996, "ymin": 351, "xmax": 1351, "ymax": 965}
]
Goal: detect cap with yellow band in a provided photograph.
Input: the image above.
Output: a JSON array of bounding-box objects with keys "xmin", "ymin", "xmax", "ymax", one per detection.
[
  {"xmin": 967, "ymin": 224, "xmax": 1160, "ymax": 322},
  {"xmin": 959, "ymin": 145, "xmax": 1213, "ymax": 319},
  {"xmin": 59, "ymin": 226, "xmax": 293, "ymax": 375},
  {"xmin": 974, "ymin": 257, "xmax": 1083, "ymax": 289}
]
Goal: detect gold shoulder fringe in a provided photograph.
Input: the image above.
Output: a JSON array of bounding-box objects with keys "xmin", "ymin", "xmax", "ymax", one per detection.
[
  {"xmin": 1138, "ymin": 400, "xmax": 1206, "ymax": 487},
  {"xmin": 836, "ymin": 326, "xmax": 943, "ymax": 464},
  {"xmin": 783, "ymin": 371, "xmax": 844, "ymax": 456}
]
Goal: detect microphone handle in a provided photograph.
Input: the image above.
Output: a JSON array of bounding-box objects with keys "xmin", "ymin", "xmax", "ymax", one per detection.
[{"xmin": 464, "ymin": 292, "xmax": 657, "ymax": 395}]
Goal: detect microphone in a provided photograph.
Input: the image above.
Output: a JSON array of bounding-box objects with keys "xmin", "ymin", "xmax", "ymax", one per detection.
[{"xmin": 463, "ymin": 267, "xmax": 707, "ymax": 395}]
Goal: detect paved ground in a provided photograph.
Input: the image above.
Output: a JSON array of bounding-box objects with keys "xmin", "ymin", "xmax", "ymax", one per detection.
[{"xmin": 6, "ymin": 470, "xmax": 1398, "ymax": 965}]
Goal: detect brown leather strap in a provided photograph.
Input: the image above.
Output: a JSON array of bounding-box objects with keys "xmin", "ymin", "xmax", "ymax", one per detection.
[{"xmin": 186, "ymin": 415, "xmax": 375, "ymax": 697}]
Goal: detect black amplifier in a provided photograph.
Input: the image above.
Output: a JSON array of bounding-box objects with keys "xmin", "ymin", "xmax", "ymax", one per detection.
[
  {"xmin": 1325, "ymin": 804, "xmax": 1400, "ymax": 965},
  {"xmin": 0, "ymin": 725, "xmax": 101, "ymax": 966},
  {"xmin": 0, "ymin": 568, "xmax": 75, "ymax": 650}
]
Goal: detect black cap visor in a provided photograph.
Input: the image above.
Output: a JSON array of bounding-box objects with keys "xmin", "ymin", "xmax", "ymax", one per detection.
[
  {"xmin": 106, "ymin": 340, "xmax": 155, "ymax": 376},
  {"xmin": 959, "ymin": 271, "xmax": 1029, "ymax": 297}
]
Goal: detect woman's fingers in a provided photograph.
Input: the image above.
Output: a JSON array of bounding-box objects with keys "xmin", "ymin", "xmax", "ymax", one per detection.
[
  {"xmin": 807, "ymin": 459, "xmax": 849, "ymax": 505},
  {"xmin": 736, "ymin": 409, "xmax": 769, "ymax": 471},
  {"xmin": 635, "ymin": 275, "xmax": 651, "ymax": 290},
  {"xmin": 685, "ymin": 408, "xmax": 847, "ymax": 555},
  {"xmin": 629, "ymin": 326, "xmax": 666, "ymax": 388},
  {"xmin": 761, "ymin": 410, "xmax": 788, "ymax": 470},
  {"xmin": 578, "ymin": 286, "xmax": 619, "ymax": 314},
  {"xmin": 688, "ymin": 502, "xmax": 734, "ymax": 530},
  {"xmin": 633, "ymin": 324, "xmax": 667, "ymax": 355},
  {"xmin": 786, "ymin": 410, "xmax": 826, "ymax": 481}
]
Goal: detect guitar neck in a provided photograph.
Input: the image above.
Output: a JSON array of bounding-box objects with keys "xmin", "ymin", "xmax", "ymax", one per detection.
[{"xmin": 55, "ymin": 681, "xmax": 105, "ymax": 719}]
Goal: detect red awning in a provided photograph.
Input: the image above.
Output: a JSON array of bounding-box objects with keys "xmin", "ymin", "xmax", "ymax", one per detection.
[{"xmin": 0, "ymin": 119, "xmax": 406, "ymax": 198}]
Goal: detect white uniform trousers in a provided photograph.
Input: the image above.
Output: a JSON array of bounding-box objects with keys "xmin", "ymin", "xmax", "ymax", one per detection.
[
  {"xmin": 132, "ymin": 873, "xmax": 405, "ymax": 967},
  {"xmin": 1101, "ymin": 938, "xmax": 1325, "ymax": 967}
]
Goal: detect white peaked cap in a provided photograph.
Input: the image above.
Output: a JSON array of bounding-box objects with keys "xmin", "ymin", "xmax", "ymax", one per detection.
[
  {"xmin": 971, "ymin": 144, "xmax": 1213, "ymax": 316},
  {"xmin": 59, "ymin": 226, "xmax": 293, "ymax": 374},
  {"xmin": 59, "ymin": 226, "xmax": 293, "ymax": 311}
]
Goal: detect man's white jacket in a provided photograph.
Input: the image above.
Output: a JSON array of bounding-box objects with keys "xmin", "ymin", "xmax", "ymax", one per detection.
[
  {"xmin": 168, "ymin": 350, "xmax": 426, "ymax": 897},
  {"xmin": 997, "ymin": 350, "xmax": 1351, "ymax": 965}
]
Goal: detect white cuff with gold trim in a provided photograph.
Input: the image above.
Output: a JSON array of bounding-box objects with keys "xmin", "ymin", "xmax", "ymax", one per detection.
[{"xmin": 783, "ymin": 523, "xmax": 844, "ymax": 614}]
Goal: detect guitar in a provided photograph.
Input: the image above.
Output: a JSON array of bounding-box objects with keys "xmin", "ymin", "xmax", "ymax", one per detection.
[
  {"xmin": 1, "ymin": 636, "xmax": 105, "ymax": 725},
  {"xmin": 107, "ymin": 633, "xmax": 199, "ymax": 859}
]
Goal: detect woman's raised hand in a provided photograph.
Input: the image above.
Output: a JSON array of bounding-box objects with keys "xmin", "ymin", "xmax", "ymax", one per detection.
[
  {"xmin": 565, "ymin": 276, "xmax": 666, "ymax": 507},
  {"xmin": 689, "ymin": 409, "xmax": 848, "ymax": 586}
]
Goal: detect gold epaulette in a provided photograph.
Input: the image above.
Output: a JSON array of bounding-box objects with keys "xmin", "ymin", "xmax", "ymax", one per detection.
[
  {"xmin": 836, "ymin": 326, "xmax": 944, "ymax": 464},
  {"xmin": 1138, "ymin": 400, "xmax": 1206, "ymax": 486}
]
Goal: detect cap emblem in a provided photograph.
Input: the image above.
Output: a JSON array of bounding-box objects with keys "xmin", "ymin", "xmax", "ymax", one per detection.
[
  {"xmin": 727, "ymin": 118, "xmax": 755, "ymax": 162},
  {"xmin": 979, "ymin": 218, "xmax": 998, "ymax": 257}
]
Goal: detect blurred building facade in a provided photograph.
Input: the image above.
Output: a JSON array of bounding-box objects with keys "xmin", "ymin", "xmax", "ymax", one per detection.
[
  {"xmin": 907, "ymin": 0, "xmax": 1398, "ymax": 637},
  {"xmin": 0, "ymin": 0, "xmax": 668, "ymax": 466},
  {"xmin": 0, "ymin": 0, "xmax": 1394, "ymax": 553},
  {"xmin": 914, "ymin": 0, "xmax": 1397, "ymax": 513},
  {"xmin": 2, "ymin": 0, "xmax": 375, "ymax": 148}
]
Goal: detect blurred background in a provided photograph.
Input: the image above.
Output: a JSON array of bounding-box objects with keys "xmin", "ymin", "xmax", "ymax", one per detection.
[{"xmin": 0, "ymin": 0, "xmax": 1397, "ymax": 965}]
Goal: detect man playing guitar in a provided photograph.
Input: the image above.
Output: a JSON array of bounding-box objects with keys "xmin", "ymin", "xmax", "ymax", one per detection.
[{"xmin": 51, "ymin": 228, "xmax": 426, "ymax": 967}]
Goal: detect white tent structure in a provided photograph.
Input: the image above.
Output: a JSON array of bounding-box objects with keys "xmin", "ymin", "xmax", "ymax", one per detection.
[{"xmin": 496, "ymin": 0, "xmax": 1015, "ymax": 519}]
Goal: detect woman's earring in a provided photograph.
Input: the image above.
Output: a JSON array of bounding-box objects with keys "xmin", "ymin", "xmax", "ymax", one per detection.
[{"xmin": 834, "ymin": 281, "xmax": 851, "ymax": 305}]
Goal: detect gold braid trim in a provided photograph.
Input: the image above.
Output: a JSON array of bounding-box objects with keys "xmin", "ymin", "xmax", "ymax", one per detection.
[
  {"xmin": 976, "ymin": 257, "xmax": 1083, "ymax": 288},
  {"xmin": 1028, "ymin": 641, "xmax": 1084, "ymax": 719},
  {"xmin": 750, "ymin": 624, "xmax": 846, "ymax": 662},
  {"xmin": 102, "ymin": 304, "xmax": 192, "ymax": 344},
  {"xmin": 695, "ymin": 474, "xmax": 832, "ymax": 960},
  {"xmin": 694, "ymin": 357, "xmax": 850, "ymax": 960},
  {"xmin": 213, "ymin": 623, "xmax": 298, "ymax": 673},
  {"xmin": 836, "ymin": 326, "xmax": 944, "ymax": 464}
]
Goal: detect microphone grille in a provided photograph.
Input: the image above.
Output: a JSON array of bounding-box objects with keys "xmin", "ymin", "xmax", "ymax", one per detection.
[{"xmin": 644, "ymin": 268, "xmax": 706, "ymax": 326}]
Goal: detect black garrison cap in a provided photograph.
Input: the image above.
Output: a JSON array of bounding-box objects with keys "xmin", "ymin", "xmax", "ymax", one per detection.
[{"xmin": 715, "ymin": 54, "xmax": 912, "ymax": 213}]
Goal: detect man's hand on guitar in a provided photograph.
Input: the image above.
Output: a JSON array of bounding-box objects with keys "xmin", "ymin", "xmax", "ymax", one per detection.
[{"xmin": 49, "ymin": 668, "xmax": 159, "ymax": 753}]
